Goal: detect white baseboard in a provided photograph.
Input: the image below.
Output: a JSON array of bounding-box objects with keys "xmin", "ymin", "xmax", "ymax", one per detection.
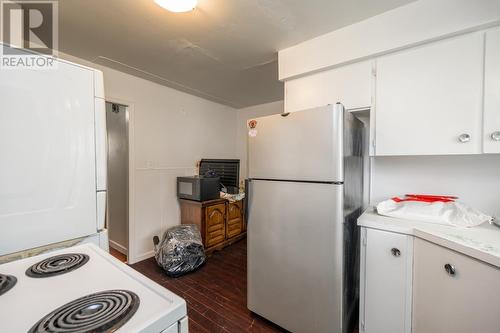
[
  {"xmin": 128, "ymin": 250, "xmax": 155, "ymax": 265},
  {"xmin": 109, "ymin": 240, "xmax": 127, "ymax": 255}
]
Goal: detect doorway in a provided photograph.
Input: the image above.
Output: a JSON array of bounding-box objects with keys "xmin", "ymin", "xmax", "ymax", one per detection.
[{"xmin": 105, "ymin": 102, "xmax": 129, "ymax": 262}]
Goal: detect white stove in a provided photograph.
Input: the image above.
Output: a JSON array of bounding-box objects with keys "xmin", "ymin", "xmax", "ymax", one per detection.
[{"xmin": 0, "ymin": 244, "xmax": 188, "ymax": 333}]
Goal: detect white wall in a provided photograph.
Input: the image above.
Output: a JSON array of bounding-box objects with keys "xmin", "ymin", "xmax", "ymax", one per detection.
[
  {"xmin": 236, "ymin": 101, "xmax": 284, "ymax": 180},
  {"xmin": 371, "ymin": 155, "xmax": 500, "ymax": 218},
  {"xmin": 61, "ymin": 53, "xmax": 237, "ymax": 264}
]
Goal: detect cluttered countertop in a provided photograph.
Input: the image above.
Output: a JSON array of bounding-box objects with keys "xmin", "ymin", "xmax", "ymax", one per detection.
[{"xmin": 358, "ymin": 207, "xmax": 500, "ymax": 268}]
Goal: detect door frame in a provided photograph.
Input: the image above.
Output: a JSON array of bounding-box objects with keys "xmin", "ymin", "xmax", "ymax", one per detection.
[{"xmin": 105, "ymin": 97, "xmax": 135, "ymax": 263}]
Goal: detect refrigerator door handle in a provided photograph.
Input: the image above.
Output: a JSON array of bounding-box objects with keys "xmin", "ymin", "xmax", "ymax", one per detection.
[
  {"xmin": 244, "ymin": 179, "xmax": 251, "ymax": 224},
  {"xmin": 95, "ymin": 98, "xmax": 107, "ymax": 192}
]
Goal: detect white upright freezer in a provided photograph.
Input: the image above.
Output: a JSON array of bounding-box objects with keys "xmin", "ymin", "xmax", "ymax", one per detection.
[
  {"xmin": 247, "ymin": 104, "xmax": 364, "ymax": 333},
  {"xmin": 0, "ymin": 43, "xmax": 108, "ymax": 256}
]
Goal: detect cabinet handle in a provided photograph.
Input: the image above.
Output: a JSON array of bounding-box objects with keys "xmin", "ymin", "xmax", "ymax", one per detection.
[
  {"xmin": 391, "ymin": 248, "xmax": 401, "ymax": 257},
  {"xmin": 444, "ymin": 263, "xmax": 456, "ymax": 276},
  {"xmin": 458, "ymin": 133, "xmax": 471, "ymax": 143},
  {"xmin": 491, "ymin": 131, "xmax": 500, "ymax": 141}
]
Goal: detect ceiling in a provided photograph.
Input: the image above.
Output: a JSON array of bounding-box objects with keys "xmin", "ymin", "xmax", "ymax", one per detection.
[{"xmin": 59, "ymin": 0, "xmax": 415, "ymax": 108}]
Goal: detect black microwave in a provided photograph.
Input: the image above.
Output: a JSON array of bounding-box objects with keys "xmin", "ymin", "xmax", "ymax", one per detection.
[{"xmin": 177, "ymin": 176, "xmax": 220, "ymax": 202}]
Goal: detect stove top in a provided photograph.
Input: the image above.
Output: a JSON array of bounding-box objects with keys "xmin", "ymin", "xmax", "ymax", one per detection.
[
  {"xmin": 26, "ymin": 253, "xmax": 89, "ymax": 278},
  {"xmin": 0, "ymin": 273, "xmax": 17, "ymax": 296},
  {"xmin": 0, "ymin": 244, "xmax": 187, "ymax": 332},
  {"xmin": 28, "ymin": 289, "xmax": 140, "ymax": 333}
]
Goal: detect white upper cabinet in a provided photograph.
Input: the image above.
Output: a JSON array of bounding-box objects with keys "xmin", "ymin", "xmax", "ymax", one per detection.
[
  {"xmin": 484, "ymin": 27, "xmax": 500, "ymax": 153},
  {"xmin": 284, "ymin": 61, "xmax": 372, "ymax": 113},
  {"xmin": 375, "ymin": 33, "xmax": 484, "ymax": 156}
]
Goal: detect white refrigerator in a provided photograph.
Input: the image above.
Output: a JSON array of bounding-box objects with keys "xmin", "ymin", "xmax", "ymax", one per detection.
[
  {"xmin": 0, "ymin": 44, "xmax": 108, "ymax": 256},
  {"xmin": 247, "ymin": 104, "xmax": 364, "ymax": 333}
]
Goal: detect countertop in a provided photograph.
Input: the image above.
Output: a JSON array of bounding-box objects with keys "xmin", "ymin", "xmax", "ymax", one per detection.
[{"xmin": 358, "ymin": 208, "xmax": 500, "ymax": 268}]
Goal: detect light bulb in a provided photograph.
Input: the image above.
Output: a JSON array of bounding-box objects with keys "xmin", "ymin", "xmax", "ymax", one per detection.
[{"xmin": 154, "ymin": 0, "xmax": 198, "ymax": 13}]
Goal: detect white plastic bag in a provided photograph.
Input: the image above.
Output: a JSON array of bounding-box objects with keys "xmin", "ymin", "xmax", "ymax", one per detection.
[{"xmin": 376, "ymin": 197, "xmax": 493, "ymax": 227}]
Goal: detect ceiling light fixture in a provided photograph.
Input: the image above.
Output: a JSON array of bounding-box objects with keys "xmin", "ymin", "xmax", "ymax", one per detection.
[{"xmin": 154, "ymin": 0, "xmax": 198, "ymax": 13}]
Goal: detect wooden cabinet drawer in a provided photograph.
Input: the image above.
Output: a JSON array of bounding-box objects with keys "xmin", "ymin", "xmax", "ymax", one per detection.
[
  {"xmin": 226, "ymin": 202, "xmax": 243, "ymax": 239},
  {"xmin": 413, "ymin": 238, "xmax": 500, "ymax": 333},
  {"xmin": 205, "ymin": 204, "xmax": 225, "ymax": 247}
]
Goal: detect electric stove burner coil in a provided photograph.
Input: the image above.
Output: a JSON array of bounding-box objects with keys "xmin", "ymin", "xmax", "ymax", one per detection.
[
  {"xmin": 26, "ymin": 253, "xmax": 89, "ymax": 278},
  {"xmin": 28, "ymin": 289, "xmax": 140, "ymax": 333},
  {"xmin": 0, "ymin": 273, "xmax": 17, "ymax": 296}
]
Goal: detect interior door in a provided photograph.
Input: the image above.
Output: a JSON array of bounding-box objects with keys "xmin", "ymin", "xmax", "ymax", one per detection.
[
  {"xmin": 248, "ymin": 105, "xmax": 343, "ymax": 182},
  {"xmin": 375, "ymin": 33, "xmax": 483, "ymax": 155},
  {"xmin": 106, "ymin": 102, "xmax": 128, "ymax": 253},
  {"xmin": 0, "ymin": 60, "xmax": 97, "ymax": 255},
  {"xmin": 247, "ymin": 179, "xmax": 343, "ymax": 333}
]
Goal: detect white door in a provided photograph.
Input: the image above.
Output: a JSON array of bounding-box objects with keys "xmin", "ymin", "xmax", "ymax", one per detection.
[
  {"xmin": 484, "ymin": 27, "xmax": 500, "ymax": 153},
  {"xmin": 106, "ymin": 102, "xmax": 128, "ymax": 254},
  {"xmin": 247, "ymin": 180, "xmax": 343, "ymax": 333},
  {"xmin": 360, "ymin": 228, "xmax": 413, "ymax": 333},
  {"xmin": 375, "ymin": 33, "xmax": 484, "ymax": 155},
  {"xmin": 248, "ymin": 105, "xmax": 343, "ymax": 182},
  {"xmin": 0, "ymin": 60, "xmax": 97, "ymax": 255},
  {"xmin": 413, "ymin": 238, "xmax": 500, "ymax": 333}
]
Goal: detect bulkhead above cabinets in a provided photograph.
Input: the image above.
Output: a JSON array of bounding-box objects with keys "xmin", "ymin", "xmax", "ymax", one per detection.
[{"xmin": 284, "ymin": 60, "xmax": 373, "ymax": 113}]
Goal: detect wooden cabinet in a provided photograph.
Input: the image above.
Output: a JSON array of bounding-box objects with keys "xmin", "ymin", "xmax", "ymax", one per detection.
[
  {"xmin": 179, "ymin": 198, "xmax": 246, "ymax": 253},
  {"xmin": 360, "ymin": 228, "xmax": 413, "ymax": 333},
  {"xmin": 484, "ymin": 27, "xmax": 500, "ymax": 154},
  {"xmin": 284, "ymin": 61, "xmax": 372, "ymax": 113},
  {"xmin": 226, "ymin": 201, "xmax": 244, "ymax": 239},
  {"xmin": 412, "ymin": 238, "xmax": 500, "ymax": 333},
  {"xmin": 375, "ymin": 33, "xmax": 484, "ymax": 156},
  {"xmin": 205, "ymin": 203, "xmax": 226, "ymax": 248}
]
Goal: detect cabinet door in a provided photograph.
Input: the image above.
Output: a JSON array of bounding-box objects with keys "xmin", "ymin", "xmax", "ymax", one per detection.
[
  {"xmin": 484, "ymin": 27, "xmax": 500, "ymax": 153},
  {"xmin": 226, "ymin": 201, "xmax": 243, "ymax": 239},
  {"xmin": 285, "ymin": 61, "xmax": 372, "ymax": 113},
  {"xmin": 205, "ymin": 204, "xmax": 225, "ymax": 248},
  {"xmin": 375, "ymin": 33, "xmax": 483, "ymax": 155},
  {"xmin": 413, "ymin": 238, "xmax": 500, "ymax": 333},
  {"xmin": 361, "ymin": 228, "xmax": 413, "ymax": 333}
]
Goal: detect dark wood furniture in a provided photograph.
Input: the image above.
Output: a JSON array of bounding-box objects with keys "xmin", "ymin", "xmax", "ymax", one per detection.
[{"xmin": 179, "ymin": 198, "xmax": 246, "ymax": 253}]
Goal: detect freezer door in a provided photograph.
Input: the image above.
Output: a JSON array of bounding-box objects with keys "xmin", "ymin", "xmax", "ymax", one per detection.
[
  {"xmin": 247, "ymin": 180, "xmax": 343, "ymax": 333},
  {"xmin": 0, "ymin": 55, "xmax": 97, "ymax": 255},
  {"xmin": 248, "ymin": 105, "xmax": 343, "ymax": 182}
]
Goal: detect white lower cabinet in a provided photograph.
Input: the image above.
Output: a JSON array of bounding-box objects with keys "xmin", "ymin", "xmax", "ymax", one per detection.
[
  {"xmin": 412, "ymin": 238, "xmax": 500, "ymax": 333},
  {"xmin": 361, "ymin": 228, "xmax": 500, "ymax": 333},
  {"xmin": 360, "ymin": 228, "xmax": 413, "ymax": 333}
]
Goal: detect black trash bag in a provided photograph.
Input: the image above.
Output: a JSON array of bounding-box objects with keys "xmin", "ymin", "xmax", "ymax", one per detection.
[{"xmin": 153, "ymin": 225, "xmax": 206, "ymax": 277}]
